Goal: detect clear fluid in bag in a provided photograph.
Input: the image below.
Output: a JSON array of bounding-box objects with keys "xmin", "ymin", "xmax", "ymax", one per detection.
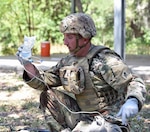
[{"xmin": 21, "ymin": 36, "xmax": 36, "ymax": 60}]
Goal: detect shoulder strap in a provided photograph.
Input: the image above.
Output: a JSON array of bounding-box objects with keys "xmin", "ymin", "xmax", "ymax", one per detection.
[{"xmin": 87, "ymin": 45, "xmax": 109, "ymax": 64}]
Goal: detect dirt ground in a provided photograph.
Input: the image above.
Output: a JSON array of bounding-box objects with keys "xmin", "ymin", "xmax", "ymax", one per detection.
[
  {"xmin": 0, "ymin": 71, "xmax": 150, "ymax": 132},
  {"xmin": 0, "ymin": 72, "xmax": 48, "ymax": 131}
]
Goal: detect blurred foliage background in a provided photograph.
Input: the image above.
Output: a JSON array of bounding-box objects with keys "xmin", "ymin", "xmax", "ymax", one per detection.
[{"xmin": 0, "ymin": 0, "xmax": 150, "ymax": 55}]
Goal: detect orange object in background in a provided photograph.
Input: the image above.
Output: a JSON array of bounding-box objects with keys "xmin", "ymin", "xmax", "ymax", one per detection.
[{"xmin": 41, "ymin": 41, "xmax": 50, "ymax": 57}]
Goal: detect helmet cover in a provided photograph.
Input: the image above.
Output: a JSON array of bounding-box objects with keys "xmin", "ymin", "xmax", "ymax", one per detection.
[{"xmin": 60, "ymin": 13, "xmax": 96, "ymax": 38}]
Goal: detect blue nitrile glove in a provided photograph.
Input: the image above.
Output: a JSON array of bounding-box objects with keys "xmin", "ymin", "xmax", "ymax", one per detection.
[
  {"xmin": 16, "ymin": 45, "xmax": 32, "ymax": 65},
  {"xmin": 116, "ymin": 98, "xmax": 139, "ymax": 126}
]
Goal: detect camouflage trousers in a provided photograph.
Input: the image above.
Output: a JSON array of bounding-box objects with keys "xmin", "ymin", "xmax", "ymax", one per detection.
[{"xmin": 39, "ymin": 89, "xmax": 129, "ymax": 132}]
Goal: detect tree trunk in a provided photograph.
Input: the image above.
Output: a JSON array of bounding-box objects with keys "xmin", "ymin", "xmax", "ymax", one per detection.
[{"xmin": 76, "ymin": 0, "xmax": 83, "ymax": 12}]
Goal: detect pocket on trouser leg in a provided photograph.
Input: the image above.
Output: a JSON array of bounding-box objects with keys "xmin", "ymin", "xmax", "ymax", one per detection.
[{"xmin": 58, "ymin": 91, "xmax": 81, "ymax": 129}]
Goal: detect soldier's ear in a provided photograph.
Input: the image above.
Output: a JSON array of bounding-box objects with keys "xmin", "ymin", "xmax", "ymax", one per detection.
[{"xmin": 83, "ymin": 38, "xmax": 90, "ymax": 44}]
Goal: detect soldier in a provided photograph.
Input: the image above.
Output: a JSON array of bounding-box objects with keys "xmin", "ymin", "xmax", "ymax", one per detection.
[{"xmin": 17, "ymin": 13, "xmax": 146, "ymax": 132}]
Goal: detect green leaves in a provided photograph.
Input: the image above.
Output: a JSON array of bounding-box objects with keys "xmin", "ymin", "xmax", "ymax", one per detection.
[{"xmin": 0, "ymin": 0, "xmax": 150, "ymax": 55}]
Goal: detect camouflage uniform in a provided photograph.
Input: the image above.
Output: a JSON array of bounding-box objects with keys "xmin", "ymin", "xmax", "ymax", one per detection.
[{"xmin": 23, "ymin": 13, "xmax": 146, "ymax": 132}]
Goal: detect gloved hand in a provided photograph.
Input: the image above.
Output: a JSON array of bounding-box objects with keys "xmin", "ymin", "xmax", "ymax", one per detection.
[
  {"xmin": 116, "ymin": 98, "xmax": 139, "ymax": 126},
  {"xmin": 16, "ymin": 45, "xmax": 32, "ymax": 65}
]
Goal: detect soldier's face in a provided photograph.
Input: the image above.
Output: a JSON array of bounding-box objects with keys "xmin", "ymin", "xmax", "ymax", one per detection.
[
  {"xmin": 64, "ymin": 33, "xmax": 80, "ymax": 50},
  {"xmin": 63, "ymin": 33, "xmax": 89, "ymax": 56}
]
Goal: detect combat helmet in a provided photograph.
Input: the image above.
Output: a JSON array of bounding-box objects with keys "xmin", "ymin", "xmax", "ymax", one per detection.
[{"xmin": 60, "ymin": 13, "xmax": 96, "ymax": 38}]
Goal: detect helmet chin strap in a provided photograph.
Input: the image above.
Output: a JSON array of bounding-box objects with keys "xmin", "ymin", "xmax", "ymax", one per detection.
[{"xmin": 70, "ymin": 34, "xmax": 89, "ymax": 54}]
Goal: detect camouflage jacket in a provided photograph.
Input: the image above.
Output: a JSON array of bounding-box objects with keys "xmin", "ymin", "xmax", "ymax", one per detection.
[{"xmin": 23, "ymin": 45, "xmax": 146, "ymax": 113}]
